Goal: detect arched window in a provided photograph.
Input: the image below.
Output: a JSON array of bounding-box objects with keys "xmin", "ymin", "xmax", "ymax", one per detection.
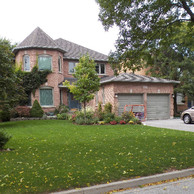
[{"xmin": 23, "ymin": 55, "xmax": 30, "ymax": 71}]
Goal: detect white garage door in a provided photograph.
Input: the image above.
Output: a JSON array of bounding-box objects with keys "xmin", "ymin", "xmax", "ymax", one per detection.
[
  {"xmin": 118, "ymin": 94, "xmax": 143, "ymax": 115},
  {"xmin": 147, "ymin": 94, "xmax": 170, "ymax": 120}
]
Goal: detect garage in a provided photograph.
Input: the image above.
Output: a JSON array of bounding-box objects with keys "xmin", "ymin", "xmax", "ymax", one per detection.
[
  {"xmin": 147, "ymin": 94, "xmax": 170, "ymax": 120},
  {"xmin": 118, "ymin": 94, "xmax": 143, "ymax": 115}
]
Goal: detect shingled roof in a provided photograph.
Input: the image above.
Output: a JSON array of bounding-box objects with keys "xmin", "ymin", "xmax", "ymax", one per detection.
[
  {"xmin": 100, "ymin": 73, "xmax": 180, "ymax": 84},
  {"xmin": 13, "ymin": 27, "xmax": 66, "ymax": 54},
  {"xmin": 55, "ymin": 38, "xmax": 108, "ymax": 62}
]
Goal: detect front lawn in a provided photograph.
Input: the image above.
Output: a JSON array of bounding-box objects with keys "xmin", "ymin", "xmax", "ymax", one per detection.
[{"xmin": 0, "ymin": 120, "xmax": 194, "ymax": 193}]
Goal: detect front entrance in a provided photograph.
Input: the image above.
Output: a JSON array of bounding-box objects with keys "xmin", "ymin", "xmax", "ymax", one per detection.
[{"xmin": 67, "ymin": 92, "xmax": 81, "ymax": 110}]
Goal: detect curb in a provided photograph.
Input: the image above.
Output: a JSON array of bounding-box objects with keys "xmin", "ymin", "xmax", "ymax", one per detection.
[{"xmin": 52, "ymin": 168, "xmax": 194, "ymax": 194}]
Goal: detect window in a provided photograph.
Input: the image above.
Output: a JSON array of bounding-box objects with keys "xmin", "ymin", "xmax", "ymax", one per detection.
[
  {"xmin": 23, "ymin": 55, "xmax": 30, "ymax": 71},
  {"xmin": 40, "ymin": 88, "xmax": 53, "ymax": 106},
  {"xmin": 95, "ymin": 64, "xmax": 105, "ymax": 74},
  {"xmin": 58, "ymin": 56, "xmax": 62, "ymax": 72},
  {"xmin": 38, "ymin": 55, "xmax": 52, "ymax": 70},
  {"xmin": 69, "ymin": 62, "xmax": 77, "ymax": 74},
  {"xmin": 177, "ymin": 93, "xmax": 185, "ymax": 105}
]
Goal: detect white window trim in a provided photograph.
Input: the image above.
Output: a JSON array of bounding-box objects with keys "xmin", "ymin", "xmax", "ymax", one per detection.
[
  {"xmin": 96, "ymin": 63, "xmax": 106, "ymax": 75},
  {"xmin": 38, "ymin": 55, "xmax": 52, "ymax": 71},
  {"xmin": 23, "ymin": 55, "xmax": 31, "ymax": 72},
  {"xmin": 39, "ymin": 87, "xmax": 54, "ymax": 107}
]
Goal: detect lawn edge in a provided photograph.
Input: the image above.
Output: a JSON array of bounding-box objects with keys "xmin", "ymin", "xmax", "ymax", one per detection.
[{"xmin": 52, "ymin": 168, "xmax": 194, "ymax": 194}]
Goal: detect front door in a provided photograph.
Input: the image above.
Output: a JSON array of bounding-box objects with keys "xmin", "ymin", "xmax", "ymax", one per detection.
[{"xmin": 68, "ymin": 92, "xmax": 81, "ymax": 110}]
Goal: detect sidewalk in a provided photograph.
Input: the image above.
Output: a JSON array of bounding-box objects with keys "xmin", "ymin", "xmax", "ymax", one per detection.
[{"xmin": 52, "ymin": 168, "xmax": 194, "ymax": 194}]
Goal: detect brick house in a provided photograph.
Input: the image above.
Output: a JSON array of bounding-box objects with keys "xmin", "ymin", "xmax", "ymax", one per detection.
[{"xmin": 13, "ymin": 27, "xmax": 179, "ymax": 120}]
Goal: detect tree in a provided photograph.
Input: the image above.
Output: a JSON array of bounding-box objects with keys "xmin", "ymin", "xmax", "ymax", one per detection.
[
  {"xmin": 96, "ymin": 0, "xmax": 194, "ymax": 72},
  {"xmin": 145, "ymin": 23, "xmax": 194, "ymax": 113},
  {"xmin": 64, "ymin": 55, "xmax": 100, "ymax": 119},
  {"xmin": 0, "ymin": 38, "xmax": 25, "ymax": 110}
]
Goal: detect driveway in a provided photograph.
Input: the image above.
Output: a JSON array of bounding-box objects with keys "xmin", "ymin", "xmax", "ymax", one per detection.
[{"xmin": 143, "ymin": 119, "xmax": 194, "ymax": 132}]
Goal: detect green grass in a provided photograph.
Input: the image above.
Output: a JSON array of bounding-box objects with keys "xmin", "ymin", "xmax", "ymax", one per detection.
[{"xmin": 0, "ymin": 120, "xmax": 194, "ymax": 193}]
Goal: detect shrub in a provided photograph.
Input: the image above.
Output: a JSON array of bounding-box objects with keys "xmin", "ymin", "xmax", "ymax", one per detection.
[
  {"xmin": 131, "ymin": 117, "xmax": 140, "ymax": 124},
  {"xmin": 115, "ymin": 116, "xmax": 122, "ymax": 123},
  {"xmin": 57, "ymin": 113, "xmax": 69, "ymax": 120},
  {"xmin": 71, "ymin": 114, "xmax": 76, "ymax": 122},
  {"xmin": 121, "ymin": 111, "xmax": 135, "ymax": 122},
  {"xmin": 0, "ymin": 109, "xmax": 11, "ymax": 122},
  {"xmin": 96, "ymin": 102, "xmax": 104, "ymax": 121},
  {"xmin": 98, "ymin": 121, "xmax": 105, "ymax": 125},
  {"xmin": 30, "ymin": 100, "xmax": 44, "ymax": 118},
  {"xmin": 103, "ymin": 112, "xmax": 115, "ymax": 123},
  {"xmin": 54, "ymin": 104, "xmax": 69, "ymax": 115},
  {"xmin": 110, "ymin": 120, "xmax": 117, "ymax": 125},
  {"xmin": 129, "ymin": 120, "xmax": 134, "ymax": 124},
  {"xmin": 13, "ymin": 106, "xmax": 31, "ymax": 117},
  {"xmin": 120, "ymin": 120, "xmax": 126, "ymax": 124},
  {"xmin": 104, "ymin": 102, "xmax": 112, "ymax": 113},
  {"xmin": 0, "ymin": 129, "xmax": 12, "ymax": 150}
]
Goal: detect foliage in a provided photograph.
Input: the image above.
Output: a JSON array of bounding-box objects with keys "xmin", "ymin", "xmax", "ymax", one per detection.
[
  {"xmin": 145, "ymin": 23, "xmax": 194, "ymax": 108},
  {"xmin": 114, "ymin": 116, "xmax": 122, "ymax": 123},
  {"xmin": 16, "ymin": 66, "xmax": 51, "ymax": 105},
  {"xmin": 104, "ymin": 102, "xmax": 112, "ymax": 113},
  {"xmin": 98, "ymin": 121, "xmax": 105, "ymax": 125},
  {"xmin": 54, "ymin": 104, "xmax": 69, "ymax": 115},
  {"xmin": 131, "ymin": 117, "xmax": 141, "ymax": 124},
  {"xmin": 96, "ymin": 102, "xmax": 104, "ymax": 121},
  {"xmin": 0, "ymin": 38, "xmax": 25, "ymax": 109},
  {"xmin": 0, "ymin": 129, "xmax": 11, "ymax": 150},
  {"xmin": 30, "ymin": 100, "xmax": 44, "ymax": 118},
  {"xmin": 57, "ymin": 113, "xmax": 69, "ymax": 120},
  {"xmin": 110, "ymin": 120, "xmax": 117, "ymax": 125},
  {"xmin": 0, "ymin": 120, "xmax": 194, "ymax": 193},
  {"xmin": 129, "ymin": 120, "xmax": 134, "ymax": 125},
  {"xmin": 97, "ymin": 0, "xmax": 194, "ymax": 73},
  {"xmin": 121, "ymin": 111, "xmax": 135, "ymax": 123},
  {"xmin": 119, "ymin": 120, "xmax": 126, "ymax": 125},
  {"xmin": 103, "ymin": 112, "xmax": 115, "ymax": 123},
  {"xmin": 0, "ymin": 105, "xmax": 11, "ymax": 122},
  {"xmin": 64, "ymin": 55, "xmax": 100, "ymax": 119}
]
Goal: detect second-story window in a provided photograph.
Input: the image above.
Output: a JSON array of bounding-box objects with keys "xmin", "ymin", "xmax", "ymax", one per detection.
[
  {"xmin": 38, "ymin": 55, "xmax": 52, "ymax": 70},
  {"xmin": 58, "ymin": 56, "xmax": 62, "ymax": 73},
  {"xmin": 23, "ymin": 55, "xmax": 30, "ymax": 71},
  {"xmin": 95, "ymin": 64, "xmax": 105, "ymax": 74},
  {"xmin": 69, "ymin": 62, "xmax": 78, "ymax": 74}
]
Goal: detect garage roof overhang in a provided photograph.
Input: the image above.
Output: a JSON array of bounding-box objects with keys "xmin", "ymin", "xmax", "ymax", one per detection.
[{"xmin": 100, "ymin": 73, "xmax": 180, "ymax": 84}]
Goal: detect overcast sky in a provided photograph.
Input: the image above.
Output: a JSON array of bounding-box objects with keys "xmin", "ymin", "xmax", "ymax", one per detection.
[{"xmin": 0, "ymin": 0, "xmax": 119, "ymax": 55}]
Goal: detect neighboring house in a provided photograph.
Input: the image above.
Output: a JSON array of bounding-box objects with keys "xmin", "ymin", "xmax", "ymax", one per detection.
[{"xmin": 13, "ymin": 27, "xmax": 179, "ymax": 120}]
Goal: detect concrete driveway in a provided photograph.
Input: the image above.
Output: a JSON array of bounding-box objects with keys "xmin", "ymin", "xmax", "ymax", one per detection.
[{"xmin": 143, "ymin": 119, "xmax": 194, "ymax": 132}]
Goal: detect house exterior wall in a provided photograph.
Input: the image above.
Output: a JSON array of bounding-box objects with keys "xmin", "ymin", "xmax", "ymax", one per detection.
[
  {"xmin": 15, "ymin": 49, "xmax": 113, "ymax": 112},
  {"xmin": 92, "ymin": 82, "xmax": 174, "ymax": 119},
  {"xmin": 15, "ymin": 49, "xmax": 64, "ymax": 112}
]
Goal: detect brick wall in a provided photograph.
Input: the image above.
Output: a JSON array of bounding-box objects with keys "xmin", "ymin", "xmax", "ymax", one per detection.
[{"xmin": 90, "ymin": 82, "xmax": 174, "ymax": 118}]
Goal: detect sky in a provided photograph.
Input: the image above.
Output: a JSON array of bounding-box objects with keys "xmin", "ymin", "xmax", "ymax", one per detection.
[{"xmin": 0, "ymin": 0, "xmax": 119, "ymax": 55}]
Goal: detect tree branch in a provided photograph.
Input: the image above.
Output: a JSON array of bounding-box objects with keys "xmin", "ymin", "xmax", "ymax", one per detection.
[{"xmin": 181, "ymin": 0, "xmax": 194, "ymax": 22}]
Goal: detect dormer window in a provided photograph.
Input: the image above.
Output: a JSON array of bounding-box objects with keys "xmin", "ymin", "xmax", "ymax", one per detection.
[
  {"xmin": 95, "ymin": 64, "xmax": 105, "ymax": 74},
  {"xmin": 38, "ymin": 55, "xmax": 52, "ymax": 70},
  {"xmin": 23, "ymin": 55, "xmax": 30, "ymax": 71}
]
